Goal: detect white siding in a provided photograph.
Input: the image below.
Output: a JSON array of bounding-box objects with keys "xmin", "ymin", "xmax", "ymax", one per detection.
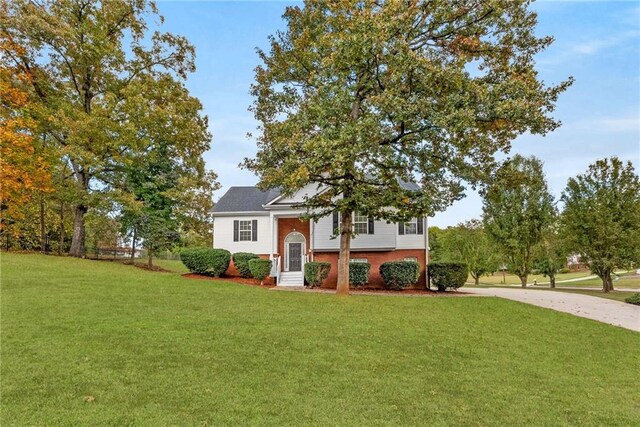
[
  {"xmin": 313, "ymin": 215, "xmax": 398, "ymax": 250},
  {"xmin": 213, "ymin": 216, "xmax": 272, "ymax": 254},
  {"xmin": 397, "ymin": 218, "xmax": 427, "ymax": 249}
]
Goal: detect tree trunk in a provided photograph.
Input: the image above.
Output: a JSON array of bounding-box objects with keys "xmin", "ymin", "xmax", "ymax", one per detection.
[
  {"xmin": 59, "ymin": 201, "xmax": 64, "ymax": 255},
  {"xmin": 39, "ymin": 195, "xmax": 46, "ymax": 254},
  {"xmin": 601, "ymin": 271, "xmax": 613, "ymax": 293},
  {"xmin": 473, "ymin": 274, "xmax": 480, "ymax": 286},
  {"xmin": 148, "ymin": 252, "xmax": 153, "ymax": 270},
  {"xmin": 130, "ymin": 228, "xmax": 137, "ymax": 263},
  {"xmin": 520, "ymin": 275, "xmax": 527, "ymax": 288},
  {"xmin": 550, "ymin": 275, "xmax": 556, "ymax": 289},
  {"xmin": 336, "ymin": 210, "xmax": 353, "ymax": 296},
  {"xmin": 69, "ymin": 204, "xmax": 88, "ymax": 257}
]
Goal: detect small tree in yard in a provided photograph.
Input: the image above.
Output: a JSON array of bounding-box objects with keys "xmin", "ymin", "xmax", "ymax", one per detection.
[
  {"xmin": 483, "ymin": 155, "xmax": 555, "ymax": 288},
  {"xmin": 534, "ymin": 220, "xmax": 567, "ymax": 288},
  {"xmin": 244, "ymin": 1, "xmax": 571, "ymax": 295},
  {"xmin": 439, "ymin": 220, "xmax": 499, "ymax": 285},
  {"xmin": 561, "ymin": 158, "xmax": 640, "ymax": 292}
]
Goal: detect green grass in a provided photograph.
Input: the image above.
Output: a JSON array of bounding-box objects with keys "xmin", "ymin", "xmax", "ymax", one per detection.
[
  {"xmin": 549, "ymin": 288, "xmax": 635, "ymax": 303},
  {"xmin": 468, "ymin": 271, "xmax": 590, "ymax": 285},
  {"xmin": 2, "ymin": 253, "xmax": 639, "ymax": 425}
]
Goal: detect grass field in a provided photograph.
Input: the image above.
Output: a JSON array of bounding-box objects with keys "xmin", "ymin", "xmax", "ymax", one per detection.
[
  {"xmin": 467, "ymin": 271, "xmax": 590, "ymax": 285},
  {"xmin": 2, "ymin": 253, "xmax": 639, "ymax": 425}
]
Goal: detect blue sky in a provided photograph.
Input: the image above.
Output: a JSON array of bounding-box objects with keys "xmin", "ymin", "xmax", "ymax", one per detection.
[{"xmin": 155, "ymin": 0, "xmax": 639, "ymax": 227}]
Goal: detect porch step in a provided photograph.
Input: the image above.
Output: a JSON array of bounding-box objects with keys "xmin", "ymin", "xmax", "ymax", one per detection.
[{"xmin": 278, "ymin": 272, "xmax": 304, "ymax": 287}]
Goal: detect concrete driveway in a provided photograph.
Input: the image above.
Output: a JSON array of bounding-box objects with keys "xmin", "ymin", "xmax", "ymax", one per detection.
[{"xmin": 465, "ymin": 288, "xmax": 640, "ymax": 332}]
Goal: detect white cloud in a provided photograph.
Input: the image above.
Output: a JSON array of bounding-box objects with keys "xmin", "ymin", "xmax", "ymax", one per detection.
[{"xmin": 570, "ymin": 30, "xmax": 640, "ymax": 56}]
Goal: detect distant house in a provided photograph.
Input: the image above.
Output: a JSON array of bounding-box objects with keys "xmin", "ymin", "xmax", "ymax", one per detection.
[{"xmin": 211, "ymin": 183, "xmax": 429, "ymax": 287}]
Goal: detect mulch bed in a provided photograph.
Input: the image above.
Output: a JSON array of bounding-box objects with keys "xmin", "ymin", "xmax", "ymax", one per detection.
[{"xmin": 181, "ymin": 273, "xmax": 470, "ymax": 296}]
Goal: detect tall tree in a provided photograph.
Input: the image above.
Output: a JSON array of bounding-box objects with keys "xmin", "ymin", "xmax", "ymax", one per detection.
[
  {"xmin": 0, "ymin": 35, "xmax": 52, "ymax": 239},
  {"xmin": 440, "ymin": 220, "xmax": 499, "ymax": 285},
  {"xmin": 483, "ymin": 155, "xmax": 555, "ymax": 287},
  {"xmin": 2, "ymin": 0, "xmax": 197, "ymax": 257},
  {"xmin": 116, "ymin": 73, "xmax": 217, "ymax": 267},
  {"xmin": 244, "ymin": 0, "xmax": 571, "ymax": 294},
  {"xmin": 561, "ymin": 158, "xmax": 640, "ymax": 292}
]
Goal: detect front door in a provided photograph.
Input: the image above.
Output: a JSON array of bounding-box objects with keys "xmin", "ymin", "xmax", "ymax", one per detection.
[{"xmin": 287, "ymin": 242, "xmax": 302, "ymax": 271}]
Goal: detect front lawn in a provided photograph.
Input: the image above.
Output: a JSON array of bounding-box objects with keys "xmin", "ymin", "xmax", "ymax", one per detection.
[{"xmin": 2, "ymin": 253, "xmax": 638, "ymax": 425}]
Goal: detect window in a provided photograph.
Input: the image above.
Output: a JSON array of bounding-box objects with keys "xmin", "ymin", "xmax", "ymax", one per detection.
[
  {"xmin": 239, "ymin": 220, "xmax": 252, "ymax": 241},
  {"xmin": 404, "ymin": 257, "xmax": 418, "ymax": 262},
  {"xmin": 404, "ymin": 218, "xmax": 418, "ymax": 235},
  {"xmin": 353, "ymin": 212, "xmax": 369, "ymax": 234},
  {"xmin": 350, "ymin": 258, "xmax": 368, "ymax": 263}
]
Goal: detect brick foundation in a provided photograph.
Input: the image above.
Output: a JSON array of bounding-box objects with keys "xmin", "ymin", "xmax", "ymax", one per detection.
[{"xmin": 313, "ymin": 249, "xmax": 427, "ymax": 289}]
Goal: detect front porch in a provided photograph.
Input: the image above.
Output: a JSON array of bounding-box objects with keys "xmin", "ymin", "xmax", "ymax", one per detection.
[{"xmin": 269, "ymin": 214, "xmax": 312, "ymax": 286}]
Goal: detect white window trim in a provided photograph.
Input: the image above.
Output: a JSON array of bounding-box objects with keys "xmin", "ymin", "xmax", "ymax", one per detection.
[
  {"xmin": 353, "ymin": 212, "xmax": 369, "ymax": 235},
  {"xmin": 404, "ymin": 218, "xmax": 418, "ymax": 235},
  {"xmin": 404, "ymin": 257, "xmax": 418, "ymax": 262},
  {"xmin": 350, "ymin": 258, "xmax": 368, "ymax": 263},
  {"xmin": 238, "ymin": 220, "xmax": 253, "ymax": 241}
]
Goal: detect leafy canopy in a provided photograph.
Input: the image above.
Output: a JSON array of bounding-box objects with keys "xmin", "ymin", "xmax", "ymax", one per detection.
[
  {"xmin": 244, "ymin": 0, "xmax": 572, "ymax": 223},
  {"xmin": 561, "ymin": 157, "xmax": 640, "ymax": 289},
  {"xmin": 483, "ymin": 154, "xmax": 555, "ymax": 283}
]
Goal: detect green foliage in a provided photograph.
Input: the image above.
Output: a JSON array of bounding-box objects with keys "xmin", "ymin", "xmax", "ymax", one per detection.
[
  {"xmin": 379, "ymin": 261, "xmax": 420, "ymax": 290},
  {"xmin": 561, "ymin": 157, "xmax": 640, "ymax": 292},
  {"xmin": 243, "ymin": 1, "xmax": 571, "ymax": 292},
  {"xmin": 483, "ymin": 155, "xmax": 556, "ymax": 286},
  {"xmin": 233, "ymin": 252, "xmax": 260, "ymax": 278},
  {"xmin": 3, "ymin": 0, "xmax": 217, "ymax": 256},
  {"xmin": 248, "ymin": 258, "xmax": 272, "ymax": 284},
  {"xmin": 558, "ymin": 268, "xmax": 571, "ymax": 274},
  {"xmin": 180, "ymin": 248, "xmax": 230, "ymax": 277},
  {"xmin": 624, "ymin": 293, "xmax": 640, "ymax": 306},
  {"xmin": 429, "ymin": 262, "xmax": 469, "ymax": 292},
  {"xmin": 349, "ymin": 262, "xmax": 371, "ymax": 288},
  {"xmin": 304, "ymin": 262, "xmax": 331, "ymax": 288},
  {"xmin": 437, "ymin": 219, "xmax": 499, "ymax": 284}
]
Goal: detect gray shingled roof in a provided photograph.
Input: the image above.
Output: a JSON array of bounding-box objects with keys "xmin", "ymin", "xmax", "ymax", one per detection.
[
  {"xmin": 212, "ymin": 179, "xmax": 420, "ymax": 213},
  {"xmin": 212, "ymin": 187, "xmax": 280, "ymax": 213}
]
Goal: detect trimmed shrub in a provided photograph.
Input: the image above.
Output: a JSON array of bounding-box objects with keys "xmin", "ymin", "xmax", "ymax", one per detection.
[
  {"xmin": 625, "ymin": 293, "xmax": 640, "ymax": 306},
  {"xmin": 379, "ymin": 261, "xmax": 420, "ymax": 290},
  {"xmin": 349, "ymin": 262, "xmax": 371, "ymax": 288},
  {"xmin": 248, "ymin": 258, "xmax": 272, "ymax": 285},
  {"xmin": 180, "ymin": 248, "xmax": 231, "ymax": 277},
  {"xmin": 304, "ymin": 262, "xmax": 331, "ymax": 288},
  {"xmin": 558, "ymin": 268, "xmax": 571, "ymax": 274},
  {"xmin": 428, "ymin": 262, "xmax": 468, "ymax": 291},
  {"xmin": 233, "ymin": 252, "xmax": 260, "ymax": 278}
]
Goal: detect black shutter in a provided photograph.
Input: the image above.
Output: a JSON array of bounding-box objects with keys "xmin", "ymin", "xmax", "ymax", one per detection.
[
  {"xmin": 398, "ymin": 222, "xmax": 405, "ymax": 235},
  {"xmin": 368, "ymin": 217, "xmax": 374, "ymax": 234},
  {"xmin": 417, "ymin": 217, "xmax": 424, "ymax": 235},
  {"xmin": 252, "ymin": 219, "xmax": 258, "ymax": 241},
  {"xmin": 332, "ymin": 212, "xmax": 339, "ymax": 233},
  {"xmin": 233, "ymin": 220, "xmax": 239, "ymax": 242}
]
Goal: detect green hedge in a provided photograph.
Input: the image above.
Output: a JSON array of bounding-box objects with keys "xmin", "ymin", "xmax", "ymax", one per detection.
[
  {"xmin": 625, "ymin": 293, "xmax": 640, "ymax": 306},
  {"xmin": 180, "ymin": 248, "xmax": 231, "ymax": 277},
  {"xmin": 248, "ymin": 258, "xmax": 272, "ymax": 285},
  {"xmin": 233, "ymin": 252, "xmax": 260, "ymax": 278},
  {"xmin": 428, "ymin": 262, "xmax": 468, "ymax": 291},
  {"xmin": 379, "ymin": 261, "xmax": 420, "ymax": 290},
  {"xmin": 304, "ymin": 262, "xmax": 331, "ymax": 288},
  {"xmin": 349, "ymin": 262, "xmax": 371, "ymax": 288}
]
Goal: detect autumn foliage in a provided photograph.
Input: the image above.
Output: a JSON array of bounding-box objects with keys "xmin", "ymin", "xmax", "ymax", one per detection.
[{"xmin": 0, "ymin": 39, "xmax": 51, "ymax": 226}]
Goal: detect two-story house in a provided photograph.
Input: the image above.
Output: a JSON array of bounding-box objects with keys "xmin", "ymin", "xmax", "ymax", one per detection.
[{"xmin": 211, "ymin": 183, "xmax": 429, "ymax": 287}]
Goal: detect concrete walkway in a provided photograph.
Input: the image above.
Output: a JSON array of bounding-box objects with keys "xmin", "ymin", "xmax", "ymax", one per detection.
[{"xmin": 465, "ymin": 288, "xmax": 640, "ymax": 332}]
